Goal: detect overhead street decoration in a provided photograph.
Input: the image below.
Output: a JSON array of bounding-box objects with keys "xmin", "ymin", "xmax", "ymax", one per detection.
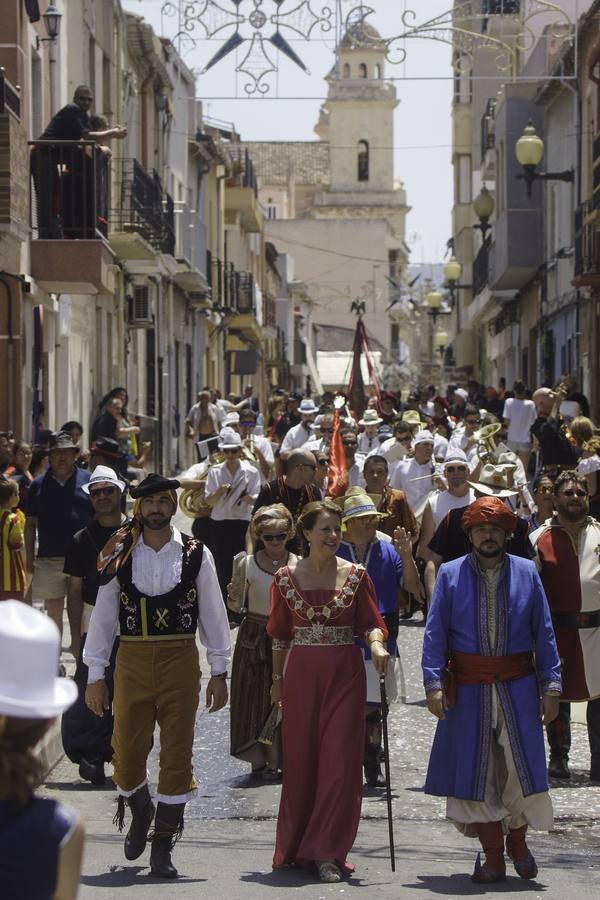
[{"xmin": 162, "ymin": 0, "xmax": 577, "ymax": 96}]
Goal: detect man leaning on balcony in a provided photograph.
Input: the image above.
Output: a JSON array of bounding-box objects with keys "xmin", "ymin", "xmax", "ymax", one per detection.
[{"xmin": 31, "ymin": 85, "xmax": 127, "ymax": 238}]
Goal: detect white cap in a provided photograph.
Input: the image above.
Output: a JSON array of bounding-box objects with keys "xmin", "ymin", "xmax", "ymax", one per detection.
[
  {"xmin": 413, "ymin": 430, "xmax": 435, "ymax": 447},
  {"xmin": 218, "ymin": 428, "xmax": 242, "ymax": 449},
  {"xmin": 443, "ymin": 448, "xmax": 468, "ymax": 468},
  {"xmin": 299, "ymin": 398, "xmax": 319, "ymax": 414},
  {"xmin": 222, "ymin": 412, "xmax": 240, "ymax": 427},
  {"xmin": 0, "ymin": 601, "xmax": 77, "ymax": 718},
  {"xmin": 454, "ymin": 388, "xmax": 468, "ymax": 401}
]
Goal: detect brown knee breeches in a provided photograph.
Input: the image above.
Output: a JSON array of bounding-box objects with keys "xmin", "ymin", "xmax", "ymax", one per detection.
[{"xmin": 112, "ymin": 640, "xmax": 200, "ymax": 800}]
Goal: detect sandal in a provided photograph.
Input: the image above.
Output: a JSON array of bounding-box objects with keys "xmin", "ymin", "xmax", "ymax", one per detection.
[{"xmin": 316, "ymin": 861, "xmax": 342, "ymax": 883}]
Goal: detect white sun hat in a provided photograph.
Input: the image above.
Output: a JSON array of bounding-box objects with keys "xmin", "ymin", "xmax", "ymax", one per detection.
[
  {"xmin": 82, "ymin": 464, "xmax": 126, "ymax": 495},
  {"xmin": 0, "ymin": 601, "xmax": 77, "ymax": 718}
]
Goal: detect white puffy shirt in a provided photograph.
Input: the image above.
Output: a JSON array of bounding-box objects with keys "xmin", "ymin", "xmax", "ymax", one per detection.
[{"xmin": 83, "ymin": 528, "xmax": 231, "ymax": 682}]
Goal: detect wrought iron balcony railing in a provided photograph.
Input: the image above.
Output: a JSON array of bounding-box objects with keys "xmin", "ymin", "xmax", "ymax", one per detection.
[
  {"xmin": 574, "ymin": 200, "xmax": 600, "ymax": 281},
  {"xmin": 112, "ymin": 159, "xmax": 174, "ymax": 255},
  {"xmin": 29, "ymin": 140, "xmax": 110, "ymax": 239},
  {"xmin": 473, "ymin": 242, "xmax": 490, "ymax": 296},
  {"xmin": 481, "ymin": 98, "xmax": 496, "ymax": 164}
]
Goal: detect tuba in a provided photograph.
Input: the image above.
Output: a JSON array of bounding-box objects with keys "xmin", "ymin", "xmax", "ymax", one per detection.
[
  {"xmin": 178, "ymin": 451, "xmax": 225, "ymax": 519},
  {"xmin": 473, "ymin": 423, "xmax": 501, "ymax": 463}
]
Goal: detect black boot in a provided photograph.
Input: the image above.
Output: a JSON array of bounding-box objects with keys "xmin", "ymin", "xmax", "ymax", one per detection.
[
  {"xmin": 546, "ymin": 703, "xmax": 571, "ymax": 779},
  {"xmin": 548, "ymin": 754, "xmax": 570, "ymax": 780},
  {"xmin": 122, "ymin": 785, "xmax": 155, "ymax": 861},
  {"xmin": 79, "ymin": 757, "xmax": 106, "ymax": 786},
  {"xmin": 364, "ymin": 710, "xmax": 386, "ymax": 788},
  {"xmin": 150, "ymin": 802, "xmax": 185, "ymax": 879}
]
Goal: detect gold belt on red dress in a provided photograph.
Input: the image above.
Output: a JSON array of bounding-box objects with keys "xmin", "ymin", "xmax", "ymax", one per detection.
[{"xmin": 293, "ymin": 625, "xmax": 354, "ymax": 646}]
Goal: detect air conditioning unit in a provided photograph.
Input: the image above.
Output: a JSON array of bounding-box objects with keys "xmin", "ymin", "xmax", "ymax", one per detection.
[{"xmin": 128, "ymin": 283, "xmax": 155, "ymax": 328}]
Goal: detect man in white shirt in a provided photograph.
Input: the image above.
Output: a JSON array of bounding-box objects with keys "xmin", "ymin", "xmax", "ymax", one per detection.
[
  {"xmin": 503, "ymin": 381, "xmax": 536, "ymax": 468},
  {"xmin": 204, "ymin": 429, "xmax": 261, "ymax": 602},
  {"xmin": 370, "ymin": 421, "xmax": 413, "ymax": 466},
  {"xmin": 357, "ymin": 409, "xmax": 383, "ymax": 455},
  {"xmin": 279, "ymin": 398, "xmax": 319, "ymax": 457},
  {"xmin": 238, "ymin": 409, "xmax": 274, "ymax": 482},
  {"xmin": 84, "ymin": 474, "xmax": 231, "ymax": 879},
  {"xmin": 418, "ymin": 449, "xmax": 475, "ymax": 605},
  {"xmin": 303, "ymin": 413, "xmax": 334, "ymax": 455},
  {"xmin": 341, "ymin": 429, "xmax": 366, "ymax": 488},
  {"xmin": 390, "ymin": 430, "xmax": 436, "ymax": 522}
]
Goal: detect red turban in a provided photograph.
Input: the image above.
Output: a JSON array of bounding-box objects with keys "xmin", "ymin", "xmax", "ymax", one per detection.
[{"xmin": 461, "ymin": 496, "xmax": 517, "ymax": 534}]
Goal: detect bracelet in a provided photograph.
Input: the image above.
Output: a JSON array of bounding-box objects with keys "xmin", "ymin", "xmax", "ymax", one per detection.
[{"xmin": 272, "ymin": 673, "xmax": 283, "ymax": 681}]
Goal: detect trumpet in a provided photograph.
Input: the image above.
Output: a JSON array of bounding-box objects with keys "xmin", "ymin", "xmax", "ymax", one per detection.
[{"xmin": 473, "ymin": 423, "xmax": 501, "ymax": 463}]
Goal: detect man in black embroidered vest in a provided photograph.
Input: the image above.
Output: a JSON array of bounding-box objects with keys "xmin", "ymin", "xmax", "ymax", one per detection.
[
  {"xmin": 84, "ymin": 474, "xmax": 231, "ymax": 879},
  {"xmin": 62, "ymin": 466, "xmax": 129, "ymax": 786}
]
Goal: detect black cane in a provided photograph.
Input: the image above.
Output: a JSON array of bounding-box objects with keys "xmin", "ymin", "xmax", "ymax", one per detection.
[{"xmin": 379, "ymin": 673, "xmax": 396, "ymax": 872}]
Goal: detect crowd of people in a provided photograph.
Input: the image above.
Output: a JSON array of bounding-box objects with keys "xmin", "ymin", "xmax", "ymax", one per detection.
[{"xmin": 1, "ymin": 373, "xmax": 599, "ymax": 895}]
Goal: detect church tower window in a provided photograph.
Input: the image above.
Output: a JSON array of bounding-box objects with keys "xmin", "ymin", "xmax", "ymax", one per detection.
[
  {"xmin": 343, "ymin": 63, "xmax": 350, "ymax": 78},
  {"xmin": 358, "ymin": 63, "xmax": 367, "ymax": 79},
  {"xmin": 375, "ymin": 63, "xmax": 382, "ymax": 80},
  {"xmin": 357, "ymin": 140, "xmax": 369, "ymax": 182}
]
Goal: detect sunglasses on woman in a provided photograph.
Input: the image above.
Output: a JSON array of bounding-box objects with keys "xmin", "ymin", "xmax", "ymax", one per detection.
[{"xmin": 262, "ymin": 532, "xmax": 288, "ymax": 542}]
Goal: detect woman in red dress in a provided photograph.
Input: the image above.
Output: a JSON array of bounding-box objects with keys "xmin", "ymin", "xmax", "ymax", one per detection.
[{"xmin": 267, "ymin": 499, "xmax": 389, "ymax": 884}]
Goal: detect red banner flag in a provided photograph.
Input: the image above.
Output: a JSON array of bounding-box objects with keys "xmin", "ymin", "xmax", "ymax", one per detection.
[{"xmin": 326, "ymin": 404, "xmax": 348, "ymax": 498}]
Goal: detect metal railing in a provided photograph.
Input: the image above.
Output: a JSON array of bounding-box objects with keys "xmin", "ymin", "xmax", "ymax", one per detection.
[
  {"xmin": 0, "ymin": 68, "xmax": 20, "ymax": 119},
  {"xmin": 263, "ymin": 292, "xmax": 277, "ymax": 329},
  {"xmin": 29, "ymin": 140, "xmax": 110, "ymax": 239},
  {"xmin": 574, "ymin": 200, "xmax": 600, "ymax": 278},
  {"xmin": 112, "ymin": 159, "xmax": 174, "ymax": 254},
  {"xmin": 482, "ymin": 0, "xmax": 520, "ymax": 13},
  {"xmin": 228, "ymin": 145, "xmax": 258, "ymax": 196}
]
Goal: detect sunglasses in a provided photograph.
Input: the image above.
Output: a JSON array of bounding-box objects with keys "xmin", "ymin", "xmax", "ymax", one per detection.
[
  {"xmin": 316, "ymin": 458, "xmax": 329, "ymax": 466},
  {"xmin": 445, "ymin": 466, "xmax": 467, "ymax": 473},
  {"xmin": 262, "ymin": 532, "xmax": 288, "ymax": 542},
  {"xmin": 223, "ymin": 448, "xmax": 240, "ymax": 454},
  {"xmin": 320, "ymin": 428, "xmax": 333, "ymax": 434},
  {"xmin": 561, "ymin": 489, "xmax": 587, "ymax": 498},
  {"xmin": 343, "ymin": 442, "xmax": 358, "ymax": 448},
  {"xmin": 536, "ymin": 486, "xmax": 554, "ymax": 495},
  {"xmin": 90, "ymin": 486, "xmax": 117, "ymax": 498}
]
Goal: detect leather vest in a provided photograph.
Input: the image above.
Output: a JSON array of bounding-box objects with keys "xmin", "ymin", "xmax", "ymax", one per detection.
[{"xmin": 117, "ymin": 537, "xmax": 204, "ymax": 641}]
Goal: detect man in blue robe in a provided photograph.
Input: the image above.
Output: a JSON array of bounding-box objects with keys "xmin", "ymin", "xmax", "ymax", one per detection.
[{"xmin": 422, "ymin": 496, "xmax": 561, "ymax": 883}]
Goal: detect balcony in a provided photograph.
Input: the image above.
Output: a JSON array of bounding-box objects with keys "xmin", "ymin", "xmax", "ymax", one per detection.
[
  {"xmin": 223, "ymin": 267, "xmax": 261, "ymax": 343},
  {"xmin": 173, "ymin": 205, "xmax": 209, "ymax": 296},
  {"xmin": 573, "ymin": 200, "xmax": 600, "ymax": 288},
  {"xmin": 0, "ymin": 70, "xmax": 27, "ymax": 240},
  {"xmin": 226, "ymin": 147, "xmax": 262, "ymax": 233},
  {"xmin": 263, "ymin": 291, "xmax": 277, "ymax": 330},
  {"xmin": 29, "ymin": 140, "xmax": 115, "ymax": 294},
  {"xmin": 109, "ymin": 159, "xmax": 175, "ymax": 261}
]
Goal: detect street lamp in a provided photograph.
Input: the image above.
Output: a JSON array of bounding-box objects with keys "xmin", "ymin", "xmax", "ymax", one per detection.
[
  {"xmin": 36, "ymin": 3, "xmax": 62, "ymax": 49},
  {"xmin": 426, "ymin": 287, "xmax": 451, "ymax": 325},
  {"xmin": 443, "ymin": 255, "xmax": 473, "ymax": 307},
  {"xmin": 472, "ymin": 185, "xmax": 495, "ymax": 240},
  {"xmin": 515, "ymin": 120, "xmax": 574, "ymax": 198},
  {"xmin": 434, "ymin": 330, "xmax": 448, "ymax": 359}
]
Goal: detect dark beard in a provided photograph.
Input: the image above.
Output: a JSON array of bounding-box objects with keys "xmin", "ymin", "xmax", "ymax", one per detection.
[
  {"xmin": 558, "ymin": 505, "xmax": 588, "ymax": 523},
  {"xmin": 141, "ymin": 514, "xmax": 171, "ymax": 531},
  {"xmin": 475, "ymin": 543, "xmax": 504, "ymax": 558}
]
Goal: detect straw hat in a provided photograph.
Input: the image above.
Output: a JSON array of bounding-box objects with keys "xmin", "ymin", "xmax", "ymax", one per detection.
[
  {"xmin": 359, "ymin": 409, "xmax": 383, "ymax": 427},
  {"xmin": 468, "ymin": 463, "xmax": 518, "ymax": 498},
  {"xmin": 341, "ymin": 487, "xmax": 383, "ymax": 524},
  {"xmin": 0, "ymin": 601, "xmax": 77, "ymax": 719}
]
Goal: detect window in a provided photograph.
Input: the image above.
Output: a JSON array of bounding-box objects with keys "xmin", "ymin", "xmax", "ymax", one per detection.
[
  {"xmin": 456, "ymin": 154, "xmax": 472, "ymax": 204},
  {"xmin": 358, "ymin": 140, "xmax": 369, "ymax": 182},
  {"xmin": 31, "ymin": 53, "xmax": 43, "ymax": 138},
  {"xmin": 391, "ymin": 323, "xmax": 400, "ymax": 351},
  {"xmin": 102, "ymin": 54, "xmax": 111, "ymax": 116},
  {"xmin": 453, "ymin": 54, "xmax": 472, "ymax": 104},
  {"xmin": 146, "ymin": 329, "xmax": 156, "ymax": 418},
  {"xmin": 88, "ymin": 36, "xmax": 96, "ymax": 99},
  {"xmin": 375, "ymin": 63, "xmax": 382, "ymax": 80},
  {"xmin": 266, "ymin": 197, "xmax": 278, "ymax": 220},
  {"xmin": 343, "ymin": 63, "xmax": 350, "ymax": 78},
  {"xmin": 359, "ymin": 63, "xmax": 367, "ymax": 79}
]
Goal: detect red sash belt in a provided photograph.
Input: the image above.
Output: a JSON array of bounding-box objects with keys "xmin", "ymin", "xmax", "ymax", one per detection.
[{"xmin": 445, "ymin": 650, "xmax": 534, "ymax": 707}]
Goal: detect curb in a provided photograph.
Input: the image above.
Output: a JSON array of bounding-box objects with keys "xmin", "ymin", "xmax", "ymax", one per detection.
[{"xmin": 38, "ymin": 715, "xmax": 64, "ymax": 776}]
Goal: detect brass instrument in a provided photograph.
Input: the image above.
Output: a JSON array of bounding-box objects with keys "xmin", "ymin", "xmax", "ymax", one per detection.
[
  {"xmin": 473, "ymin": 423, "xmax": 501, "ymax": 463},
  {"xmin": 178, "ymin": 451, "xmax": 225, "ymax": 519}
]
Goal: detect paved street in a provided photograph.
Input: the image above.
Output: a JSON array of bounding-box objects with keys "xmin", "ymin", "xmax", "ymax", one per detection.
[{"xmin": 41, "ymin": 616, "xmax": 600, "ymax": 899}]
